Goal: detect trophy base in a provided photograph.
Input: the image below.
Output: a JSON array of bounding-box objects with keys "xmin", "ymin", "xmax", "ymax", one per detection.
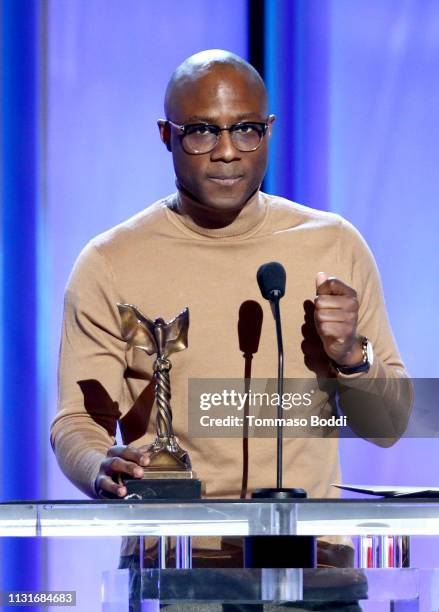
[
  {"xmin": 139, "ymin": 469, "xmax": 197, "ymax": 479},
  {"xmin": 123, "ymin": 477, "xmax": 202, "ymax": 500}
]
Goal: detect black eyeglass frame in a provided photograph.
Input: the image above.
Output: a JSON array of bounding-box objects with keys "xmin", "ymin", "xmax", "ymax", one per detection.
[{"xmin": 165, "ymin": 115, "xmax": 274, "ymax": 154}]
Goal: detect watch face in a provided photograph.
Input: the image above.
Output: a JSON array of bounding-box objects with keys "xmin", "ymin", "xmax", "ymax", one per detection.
[{"xmin": 366, "ymin": 339, "xmax": 374, "ymax": 366}]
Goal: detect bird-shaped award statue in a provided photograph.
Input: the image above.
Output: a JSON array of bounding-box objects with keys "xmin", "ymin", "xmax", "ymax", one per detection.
[{"xmin": 116, "ymin": 304, "xmax": 201, "ymax": 499}]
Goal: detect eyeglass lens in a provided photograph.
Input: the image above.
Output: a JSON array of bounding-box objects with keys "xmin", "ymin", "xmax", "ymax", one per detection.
[{"xmin": 183, "ymin": 123, "xmax": 265, "ymax": 153}]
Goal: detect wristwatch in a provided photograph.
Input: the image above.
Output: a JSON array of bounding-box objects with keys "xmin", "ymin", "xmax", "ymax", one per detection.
[{"xmin": 334, "ymin": 337, "xmax": 374, "ymax": 375}]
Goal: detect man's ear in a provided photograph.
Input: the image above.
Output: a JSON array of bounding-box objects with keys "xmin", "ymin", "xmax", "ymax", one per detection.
[
  {"xmin": 267, "ymin": 114, "xmax": 276, "ymax": 138},
  {"xmin": 157, "ymin": 119, "xmax": 172, "ymax": 152}
]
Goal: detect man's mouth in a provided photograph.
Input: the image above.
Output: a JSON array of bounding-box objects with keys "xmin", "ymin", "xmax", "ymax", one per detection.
[{"xmin": 207, "ymin": 175, "xmax": 243, "ymax": 186}]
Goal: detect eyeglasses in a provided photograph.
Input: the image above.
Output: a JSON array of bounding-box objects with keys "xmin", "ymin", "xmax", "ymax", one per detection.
[{"xmin": 166, "ymin": 118, "xmax": 272, "ymax": 154}]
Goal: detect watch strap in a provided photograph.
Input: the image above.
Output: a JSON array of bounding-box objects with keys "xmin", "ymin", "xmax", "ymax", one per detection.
[{"xmin": 333, "ymin": 337, "xmax": 371, "ymax": 375}]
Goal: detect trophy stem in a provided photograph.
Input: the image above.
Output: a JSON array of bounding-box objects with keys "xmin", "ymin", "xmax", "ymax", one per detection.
[{"xmin": 154, "ymin": 356, "xmax": 173, "ymax": 439}]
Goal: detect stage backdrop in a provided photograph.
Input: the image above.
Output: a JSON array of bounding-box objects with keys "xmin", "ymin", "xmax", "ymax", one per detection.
[{"xmin": 1, "ymin": 0, "xmax": 438, "ymax": 610}]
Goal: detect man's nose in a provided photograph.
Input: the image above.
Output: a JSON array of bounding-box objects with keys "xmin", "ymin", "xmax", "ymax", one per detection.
[{"xmin": 210, "ymin": 129, "xmax": 241, "ymax": 162}]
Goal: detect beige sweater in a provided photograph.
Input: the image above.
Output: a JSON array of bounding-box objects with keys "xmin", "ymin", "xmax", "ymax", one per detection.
[{"xmin": 51, "ymin": 192, "xmax": 411, "ymax": 507}]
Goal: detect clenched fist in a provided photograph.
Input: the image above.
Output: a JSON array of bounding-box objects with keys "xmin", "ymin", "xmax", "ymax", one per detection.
[{"xmin": 314, "ymin": 272, "xmax": 363, "ymax": 367}]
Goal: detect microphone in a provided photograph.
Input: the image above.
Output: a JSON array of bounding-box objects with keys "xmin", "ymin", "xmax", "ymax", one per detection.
[
  {"xmin": 257, "ymin": 262, "xmax": 286, "ymax": 489},
  {"xmin": 257, "ymin": 262, "xmax": 286, "ymax": 301}
]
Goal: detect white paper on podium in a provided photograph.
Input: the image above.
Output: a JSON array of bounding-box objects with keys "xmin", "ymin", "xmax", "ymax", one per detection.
[{"xmin": 332, "ymin": 484, "xmax": 439, "ymax": 497}]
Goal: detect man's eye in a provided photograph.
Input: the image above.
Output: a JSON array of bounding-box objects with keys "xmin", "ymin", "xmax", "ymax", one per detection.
[
  {"xmin": 187, "ymin": 125, "xmax": 214, "ymax": 136},
  {"xmin": 234, "ymin": 124, "xmax": 257, "ymax": 134}
]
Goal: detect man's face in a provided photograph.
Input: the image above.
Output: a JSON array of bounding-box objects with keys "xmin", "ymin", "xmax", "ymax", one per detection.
[{"xmin": 159, "ymin": 68, "xmax": 273, "ymax": 212}]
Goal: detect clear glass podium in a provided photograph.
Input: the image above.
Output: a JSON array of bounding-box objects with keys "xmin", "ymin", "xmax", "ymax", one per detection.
[
  {"xmin": 102, "ymin": 567, "xmax": 424, "ymax": 610},
  {"xmin": 2, "ymin": 498, "xmax": 439, "ymax": 610}
]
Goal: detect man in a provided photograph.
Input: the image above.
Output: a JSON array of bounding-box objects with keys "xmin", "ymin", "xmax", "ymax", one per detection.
[{"xmin": 51, "ymin": 49, "xmax": 411, "ymax": 599}]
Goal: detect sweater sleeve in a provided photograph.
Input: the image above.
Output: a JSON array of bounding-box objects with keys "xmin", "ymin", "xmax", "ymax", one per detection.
[
  {"xmin": 50, "ymin": 242, "xmax": 126, "ymax": 497},
  {"xmin": 335, "ymin": 218, "xmax": 413, "ymax": 446}
]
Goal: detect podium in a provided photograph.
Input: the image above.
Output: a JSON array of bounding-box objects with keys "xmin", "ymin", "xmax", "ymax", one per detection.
[{"xmin": 2, "ymin": 498, "xmax": 439, "ymax": 609}]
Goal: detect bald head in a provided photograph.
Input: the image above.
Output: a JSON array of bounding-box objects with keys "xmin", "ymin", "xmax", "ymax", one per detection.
[
  {"xmin": 158, "ymin": 49, "xmax": 274, "ymax": 214},
  {"xmin": 164, "ymin": 49, "xmax": 268, "ymax": 118}
]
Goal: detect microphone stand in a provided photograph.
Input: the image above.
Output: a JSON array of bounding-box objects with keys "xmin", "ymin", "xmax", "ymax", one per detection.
[
  {"xmin": 273, "ymin": 294, "xmax": 284, "ymax": 489},
  {"xmin": 245, "ymin": 289, "xmax": 316, "ymax": 570}
]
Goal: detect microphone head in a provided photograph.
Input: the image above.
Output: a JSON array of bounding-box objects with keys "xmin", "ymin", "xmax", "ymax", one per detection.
[{"xmin": 257, "ymin": 262, "xmax": 286, "ymax": 300}]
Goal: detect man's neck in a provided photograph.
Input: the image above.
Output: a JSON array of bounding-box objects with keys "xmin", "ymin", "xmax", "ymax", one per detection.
[{"xmin": 174, "ymin": 186, "xmax": 259, "ymax": 230}]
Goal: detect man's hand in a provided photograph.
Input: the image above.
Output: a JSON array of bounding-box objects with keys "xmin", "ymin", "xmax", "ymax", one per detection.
[
  {"xmin": 95, "ymin": 445, "xmax": 151, "ymax": 498},
  {"xmin": 314, "ymin": 272, "xmax": 363, "ymax": 366}
]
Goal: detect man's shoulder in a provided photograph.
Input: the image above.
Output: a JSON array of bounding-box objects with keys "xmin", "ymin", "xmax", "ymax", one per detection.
[
  {"xmin": 89, "ymin": 195, "xmax": 173, "ymax": 254},
  {"xmin": 263, "ymin": 193, "xmax": 372, "ymax": 261},
  {"xmin": 263, "ymin": 192, "xmax": 345, "ymax": 231}
]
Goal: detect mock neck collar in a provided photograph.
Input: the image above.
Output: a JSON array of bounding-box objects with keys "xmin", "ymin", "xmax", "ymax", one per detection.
[{"xmin": 165, "ymin": 190, "xmax": 268, "ymax": 239}]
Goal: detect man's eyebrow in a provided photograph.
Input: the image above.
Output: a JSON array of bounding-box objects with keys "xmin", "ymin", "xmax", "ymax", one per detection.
[
  {"xmin": 181, "ymin": 115, "xmax": 214, "ymax": 123},
  {"xmin": 181, "ymin": 113, "xmax": 266, "ymax": 124}
]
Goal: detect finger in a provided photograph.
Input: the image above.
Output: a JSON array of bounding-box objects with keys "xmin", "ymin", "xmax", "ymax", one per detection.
[
  {"xmin": 315, "ymin": 271, "xmax": 329, "ymax": 292},
  {"xmin": 317, "ymin": 322, "xmax": 353, "ymax": 342},
  {"xmin": 104, "ymin": 456, "xmax": 145, "ymax": 479},
  {"xmin": 108, "ymin": 445, "xmax": 150, "ymax": 467},
  {"xmin": 314, "ymin": 294, "xmax": 358, "ymax": 311},
  {"xmin": 315, "ymin": 308, "xmax": 357, "ymax": 323},
  {"xmin": 316, "ymin": 277, "xmax": 357, "ymax": 297},
  {"xmin": 96, "ymin": 474, "xmax": 127, "ymax": 498}
]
